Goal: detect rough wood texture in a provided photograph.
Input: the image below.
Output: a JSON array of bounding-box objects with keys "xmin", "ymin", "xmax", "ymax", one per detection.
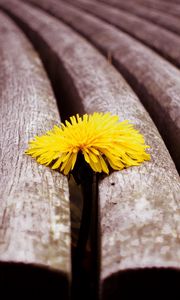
[
  {"xmin": 100, "ymin": 0, "xmax": 180, "ymax": 36},
  {"xmin": 1, "ymin": 1, "xmax": 180, "ymax": 298},
  {"xmin": 161, "ymin": 0, "xmax": 180, "ymax": 3},
  {"xmin": 66, "ymin": 0, "xmax": 180, "ymax": 68},
  {"xmin": 0, "ymin": 10, "xmax": 71, "ymax": 295},
  {"xmin": 125, "ymin": 0, "xmax": 180, "ymax": 18},
  {"xmin": 23, "ymin": 0, "xmax": 180, "ymax": 172}
]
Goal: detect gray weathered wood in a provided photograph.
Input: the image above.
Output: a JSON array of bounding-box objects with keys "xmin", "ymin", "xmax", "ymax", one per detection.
[
  {"xmin": 66, "ymin": 0, "xmax": 180, "ymax": 68},
  {"xmin": 0, "ymin": 10, "xmax": 71, "ymax": 294},
  {"xmin": 161, "ymin": 0, "xmax": 180, "ymax": 3},
  {"xmin": 100, "ymin": 0, "xmax": 180, "ymax": 36},
  {"xmin": 124, "ymin": 0, "xmax": 180, "ymax": 18},
  {"xmin": 23, "ymin": 0, "xmax": 180, "ymax": 172},
  {"xmin": 1, "ymin": 1, "xmax": 180, "ymax": 297},
  {"xmin": 160, "ymin": 0, "xmax": 180, "ymax": 3}
]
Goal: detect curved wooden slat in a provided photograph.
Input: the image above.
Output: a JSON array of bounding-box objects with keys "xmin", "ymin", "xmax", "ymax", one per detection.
[
  {"xmin": 160, "ymin": 0, "xmax": 180, "ymax": 3},
  {"xmin": 1, "ymin": 1, "xmax": 180, "ymax": 298},
  {"xmin": 124, "ymin": 0, "xmax": 180, "ymax": 18},
  {"xmin": 0, "ymin": 10, "xmax": 71, "ymax": 295},
  {"xmin": 23, "ymin": 0, "xmax": 180, "ymax": 172},
  {"xmin": 66, "ymin": 0, "xmax": 180, "ymax": 68},
  {"xmin": 99, "ymin": 0, "xmax": 180, "ymax": 36}
]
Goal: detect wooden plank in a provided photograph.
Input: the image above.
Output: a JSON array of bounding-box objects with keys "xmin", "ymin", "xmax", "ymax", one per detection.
[
  {"xmin": 66, "ymin": 0, "xmax": 180, "ymax": 68},
  {"xmin": 0, "ymin": 10, "xmax": 71, "ymax": 295},
  {"xmin": 122, "ymin": 0, "xmax": 180, "ymax": 18},
  {"xmin": 99, "ymin": 0, "xmax": 180, "ymax": 36},
  {"xmin": 160, "ymin": 0, "xmax": 180, "ymax": 3},
  {"xmin": 1, "ymin": 1, "xmax": 180, "ymax": 298},
  {"xmin": 22, "ymin": 0, "xmax": 180, "ymax": 172}
]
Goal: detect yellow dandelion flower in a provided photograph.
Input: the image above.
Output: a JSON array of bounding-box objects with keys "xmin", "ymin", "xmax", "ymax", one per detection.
[{"xmin": 25, "ymin": 112, "xmax": 150, "ymax": 175}]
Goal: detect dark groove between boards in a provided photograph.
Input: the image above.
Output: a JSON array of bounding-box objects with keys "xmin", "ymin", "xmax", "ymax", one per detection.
[{"xmin": 70, "ymin": 173, "xmax": 100, "ymax": 300}]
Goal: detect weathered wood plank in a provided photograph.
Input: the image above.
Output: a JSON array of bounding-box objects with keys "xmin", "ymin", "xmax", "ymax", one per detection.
[
  {"xmin": 23, "ymin": 0, "xmax": 180, "ymax": 172},
  {"xmin": 123, "ymin": 0, "xmax": 180, "ymax": 18},
  {"xmin": 1, "ymin": 1, "xmax": 180, "ymax": 298},
  {"xmin": 100, "ymin": 0, "xmax": 180, "ymax": 36},
  {"xmin": 66, "ymin": 0, "xmax": 180, "ymax": 68},
  {"xmin": 160, "ymin": 0, "xmax": 180, "ymax": 3},
  {"xmin": 0, "ymin": 10, "xmax": 71, "ymax": 295}
]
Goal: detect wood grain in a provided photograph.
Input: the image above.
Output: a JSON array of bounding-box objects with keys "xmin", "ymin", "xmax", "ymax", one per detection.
[
  {"xmin": 124, "ymin": 0, "xmax": 180, "ymax": 18},
  {"xmin": 1, "ymin": 1, "xmax": 180, "ymax": 297},
  {"xmin": 100, "ymin": 0, "xmax": 180, "ymax": 36},
  {"xmin": 24, "ymin": 0, "xmax": 180, "ymax": 172},
  {"xmin": 0, "ymin": 10, "xmax": 71, "ymax": 294},
  {"xmin": 66, "ymin": 0, "xmax": 180, "ymax": 68}
]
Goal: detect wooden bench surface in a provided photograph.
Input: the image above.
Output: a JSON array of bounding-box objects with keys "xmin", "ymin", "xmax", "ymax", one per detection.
[
  {"xmin": 1, "ymin": 1, "xmax": 180, "ymax": 298},
  {"xmin": 100, "ymin": 0, "xmax": 180, "ymax": 36},
  {"xmin": 66, "ymin": 0, "xmax": 180, "ymax": 68},
  {"xmin": 162, "ymin": 0, "xmax": 180, "ymax": 3},
  {"xmin": 0, "ymin": 10, "xmax": 71, "ymax": 295},
  {"xmin": 23, "ymin": 0, "xmax": 180, "ymax": 173},
  {"xmin": 125, "ymin": 0, "xmax": 180, "ymax": 18}
]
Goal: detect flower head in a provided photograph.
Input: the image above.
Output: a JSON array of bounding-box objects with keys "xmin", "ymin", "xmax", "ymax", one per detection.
[{"xmin": 25, "ymin": 112, "xmax": 150, "ymax": 175}]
